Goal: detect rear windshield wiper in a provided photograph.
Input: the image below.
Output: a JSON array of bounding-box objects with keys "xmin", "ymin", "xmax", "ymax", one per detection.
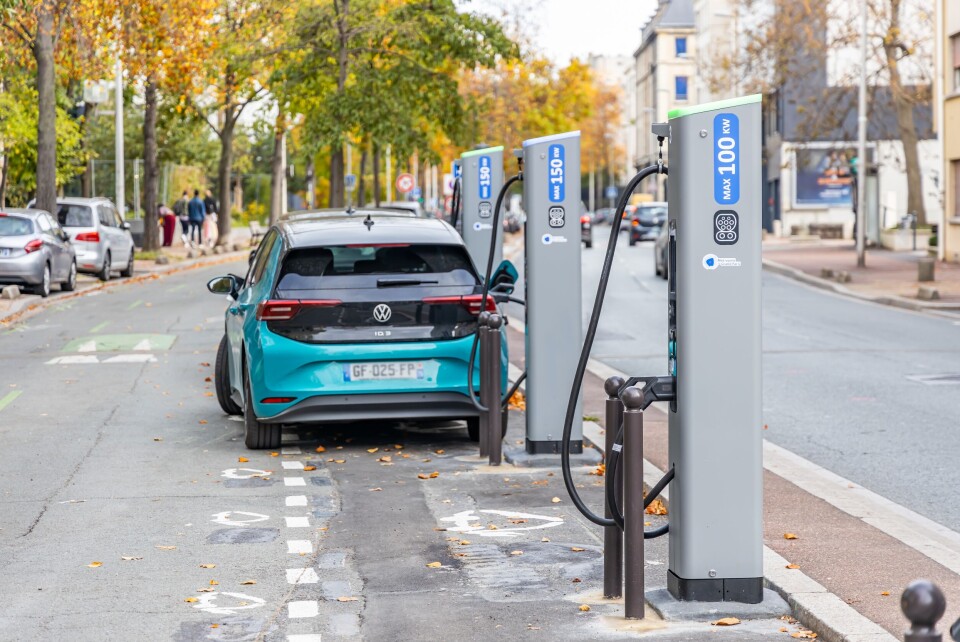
[{"xmin": 376, "ymin": 278, "xmax": 438, "ymax": 287}]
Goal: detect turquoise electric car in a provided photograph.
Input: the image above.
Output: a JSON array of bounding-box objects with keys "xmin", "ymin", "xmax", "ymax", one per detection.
[{"xmin": 207, "ymin": 210, "xmax": 511, "ymax": 449}]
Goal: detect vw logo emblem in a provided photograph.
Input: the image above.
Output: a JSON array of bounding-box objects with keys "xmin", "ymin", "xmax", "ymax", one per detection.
[{"xmin": 373, "ymin": 303, "xmax": 392, "ymax": 323}]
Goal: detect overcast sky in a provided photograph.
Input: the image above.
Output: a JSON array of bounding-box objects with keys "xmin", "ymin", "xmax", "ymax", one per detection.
[{"xmin": 468, "ymin": 0, "xmax": 659, "ymax": 64}]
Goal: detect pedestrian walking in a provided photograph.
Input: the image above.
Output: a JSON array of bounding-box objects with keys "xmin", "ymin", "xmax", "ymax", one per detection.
[
  {"xmin": 188, "ymin": 189, "xmax": 206, "ymax": 246},
  {"xmin": 203, "ymin": 189, "xmax": 219, "ymax": 246},
  {"xmin": 173, "ymin": 190, "xmax": 190, "ymax": 245}
]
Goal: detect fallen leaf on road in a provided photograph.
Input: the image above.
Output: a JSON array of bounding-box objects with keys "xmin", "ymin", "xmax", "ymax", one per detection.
[
  {"xmin": 488, "ymin": 524, "xmax": 498, "ymax": 530},
  {"xmin": 417, "ymin": 473, "xmax": 429, "ymax": 480},
  {"xmin": 240, "ymin": 580, "xmax": 256, "ymax": 585},
  {"xmin": 779, "ymin": 628, "xmax": 788, "ymax": 633},
  {"xmin": 121, "ymin": 556, "xmax": 142, "ymax": 561},
  {"xmin": 422, "ymin": 458, "xmax": 432, "ymax": 463},
  {"xmin": 711, "ymin": 618, "xmax": 741, "ymax": 626},
  {"xmin": 315, "ymin": 446, "xmax": 326, "ymax": 453},
  {"xmin": 198, "ymin": 420, "xmax": 208, "ymax": 425},
  {"xmin": 155, "ymin": 545, "xmax": 176, "ymax": 551},
  {"xmin": 200, "ymin": 362, "xmax": 210, "ymax": 367},
  {"xmin": 644, "ymin": 522, "xmax": 652, "ymax": 526},
  {"xmin": 153, "ymin": 437, "xmax": 163, "ymax": 442},
  {"xmin": 434, "ymin": 449, "xmax": 445, "ymax": 455},
  {"xmin": 426, "ymin": 562, "xmax": 442, "ymax": 568},
  {"xmin": 429, "ymin": 471, "xmax": 439, "ymax": 478},
  {"xmin": 541, "ymin": 537, "xmax": 550, "ymax": 542},
  {"xmin": 589, "ymin": 464, "xmax": 605, "ymax": 476},
  {"xmin": 880, "ymin": 591, "xmax": 890, "ymax": 596},
  {"xmin": 571, "ymin": 547, "xmax": 585, "ymax": 552},
  {"xmin": 790, "ymin": 632, "xmax": 817, "ymax": 639},
  {"xmin": 378, "ymin": 456, "xmax": 392, "ymax": 463},
  {"xmin": 551, "ymin": 497, "xmax": 561, "ymax": 503},
  {"xmin": 185, "ymin": 597, "xmax": 198, "ymax": 603},
  {"xmin": 203, "ymin": 392, "xmax": 214, "ymax": 397},
  {"xmin": 238, "ymin": 457, "xmax": 249, "ymax": 463},
  {"xmin": 209, "ymin": 580, "xmax": 218, "ymax": 586},
  {"xmin": 87, "ymin": 561, "xmax": 102, "ymax": 568},
  {"xmin": 645, "ymin": 499, "xmax": 668, "ymax": 515},
  {"xmin": 785, "ymin": 564, "xmax": 800, "ymax": 570},
  {"xmin": 270, "ymin": 452, "xmax": 279, "ymax": 457},
  {"xmin": 367, "ymin": 448, "xmax": 379, "ymax": 453},
  {"xmin": 784, "ymin": 533, "xmax": 799, "ymax": 540},
  {"xmin": 199, "ymin": 564, "xmax": 216, "ymax": 569},
  {"xmin": 572, "ymin": 578, "xmax": 581, "ymax": 583},
  {"xmin": 197, "ymin": 588, "xmax": 214, "ymax": 593},
  {"xmin": 337, "ymin": 596, "xmax": 358, "ymax": 602},
  {"xmin": 459, "ymin": 540, "xmax": 470, "ymax": 545},
  {"xmin": 210, "ymin": 624, "xmax": 219, "ymax": 629},
  {"xmin": 510, "ymin": 550, "xmax": 523, "ymax": 556},
  {"xmin": 204, "ymin": 377, "xmax": 212, "ymax": 382},
  {"xmin": 509, "ymin": 519, "xmax": 527, "ymax": 524},
  {"xmin": 369, "ymin": 488, "xmax": 383, "ymax": 492},
  {"xmin": 303, "ymin": 465, "xmax": 317, "ymax": 471},
  {"xmin": 333, "ymin": 459, "xmax": 345, "ymax": 464},
  {"xmin": 578, "ymin": 604, "xmax": 590, "ymax": 612}
]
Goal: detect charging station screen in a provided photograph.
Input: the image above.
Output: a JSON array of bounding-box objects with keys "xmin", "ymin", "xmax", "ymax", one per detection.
[
  {"xmin": 478, "ymin": 155, "xmax": 492, "ymax": 199},
  {"xmin": 548, "ymin": 144, "xmax": 565, "ymax": 203},
  {"xmin": 713, "ymin": 113, "xmax": 739, "ymax": 205}
]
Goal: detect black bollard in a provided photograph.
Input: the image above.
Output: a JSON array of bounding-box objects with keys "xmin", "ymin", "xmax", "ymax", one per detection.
[
  {"xmin": 477, "ymin": 312, "xmax": 491, "ymax": 458},
  {"xmin": 902, "ymin": 579, "xmax": 946, "ymax": 642},
  {"xmin": 622, "ymin": 385, "xmax": 645, "ymax": 619},
  {"xmin": 603, "ymin": 376, "xmax": 625, "ymax": 599},
  {"xmin": 486, "ymin": 314, "xmax": 503, "ymax": 465}
]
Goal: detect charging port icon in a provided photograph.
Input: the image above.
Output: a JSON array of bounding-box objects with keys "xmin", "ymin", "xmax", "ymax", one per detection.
[{"xmin": 714, "ymin": 210, "xmax": 739, "ymax": 245}]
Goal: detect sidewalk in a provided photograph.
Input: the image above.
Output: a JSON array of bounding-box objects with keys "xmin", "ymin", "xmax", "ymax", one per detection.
[{"xmin": 763, "ymin": 239, "xmax": 960, "ymax": 311}]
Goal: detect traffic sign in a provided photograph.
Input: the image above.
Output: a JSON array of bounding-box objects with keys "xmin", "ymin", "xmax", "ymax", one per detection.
[
  {"xmin": 443, "ymin": 173, "xmax": 454, "ymax": 196},
  {"xmin": 345, "ymin": 173, "xmax": 356, "ymax": 191},
  {"xmin": 396, "ymin": 173, "xmax": 415, "ymax": 194},
  {"xmin": 411, "ymin": 187, "xmax": 422, "ymax": 199},
  {"xmin": 452, "ymin": 162, "xmax": 461, "ymax": 178},
  {"xmin": 605, "ymin": 185, "xmax": 618, "ymax": 199}
]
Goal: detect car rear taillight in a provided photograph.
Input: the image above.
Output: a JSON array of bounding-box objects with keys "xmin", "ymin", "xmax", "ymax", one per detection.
[
  {"xmin": 580, "ymin": 215, "xmax": 590, "ymax": 224},
  {"xmin": 256, "ymin": 299, "xmax": 341, "ymax": 321},
  {"xmin": 75, "ymin": 231, "xmax": 100, "ymax": 242},
  {"xmin": 631, "ymin": 219, "xmax": 639, "ymax": 226},
  {"xmin": 261, "ymin": 397, "xmax": 296, "ymax": 404},
  {"xmin": 423, "ymin": 294, "xmax": 496, "ymax": 316},
  {"xmin": 24, "ymin": 239, "xmax": 43, "ymax": 253}
]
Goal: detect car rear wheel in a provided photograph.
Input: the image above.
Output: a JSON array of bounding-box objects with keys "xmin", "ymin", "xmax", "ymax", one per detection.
[
  {"xmin": 120, "ymin": 250, "xmax": 134, "ymax": 278},
  {"xmin": 243, "ymin": 367, "xmax": 281, "ymax": 450},
  {"xmin": 98, "ymin": 251, "xmax": 111, "ymax": 282},
  {"xmin": 62, "ymin": 260, "xmax": 77, "ymax": 292},
  {"xmin": 466, "ymin": 409, "xmax": 509, "ymax": 442},
  {"xmin": 584, "ymin": 240, "xmax": 592, "ymax": 249},
  {"xmin": 628, "ymin": 235, "xmax": 637, "ymax": 247},
  {"xmin": 35, "ymin": 264, "xmax": 51, "ymax": 298},
  {"xmin": 216, "ymin": 335, "xmax": 242, "ymax": 415}
]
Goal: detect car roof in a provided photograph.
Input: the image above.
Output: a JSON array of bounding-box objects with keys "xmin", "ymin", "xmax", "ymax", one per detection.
[
  {"xmin": 55, "ymin": 197, "xmax": 112, "ymax": 206},
  {"xmin": 278, "ymin": 209, "xmax": 462, "ymax": 248},
  {"xmin": 0, "ymin": 208, "xmax": 49, "ymax": 218}
]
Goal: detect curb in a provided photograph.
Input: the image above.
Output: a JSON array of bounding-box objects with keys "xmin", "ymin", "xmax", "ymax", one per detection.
[
  {"xmin": 762, "ymin": 258, "xmax": 960, "ymax": 314},
  {"xmin": 0, "ymin": 250, "xmax": 248, "ymax": 326}
]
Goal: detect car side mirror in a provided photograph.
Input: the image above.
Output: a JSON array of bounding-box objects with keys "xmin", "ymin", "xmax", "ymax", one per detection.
[
  {"xmin": 121, "ymin": 221, "xmax": 131, "ymax": 231},
  {"xmin": 207, "ymin": 275, "xmax": 239, "ymax": 298},
  {"xmin": 488, "ymin": 259, "xmax": 518, "ymax": 295}
]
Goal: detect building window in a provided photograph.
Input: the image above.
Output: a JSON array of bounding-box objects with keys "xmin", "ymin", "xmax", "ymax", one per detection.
[
  {"xmin": 953, "ymin": 34, "xmax": 960, "ymax": 92},
  {"xmin": 675, "ymin": 76, "xmax": 688, "ymax": 101},
  {"xmin": 953, "ymin": 160, "xmax": 960, "ymax": 218},
  {"xmin": 676, "ymin": 37, "xmax": 687, "ymax": 58}
]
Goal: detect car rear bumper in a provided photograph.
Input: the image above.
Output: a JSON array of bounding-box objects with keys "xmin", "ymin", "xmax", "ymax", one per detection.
[
  {"xmin": 631, "ymin": 226, "xmax": 661, "ymax": 241},
  {"xmin": 260, "ymin": 391, "xmax": 480, "ymax": 423},
  {"xmin": 0, "ymin": 252, "xmax": 45, "ymax": 285},
  {"xmin": 74, "ymin": 246, "xmax": 104, "ymax": 272}
]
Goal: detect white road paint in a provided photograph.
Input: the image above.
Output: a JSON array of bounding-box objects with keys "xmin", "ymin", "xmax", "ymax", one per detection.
[
  {"xmin": 76, "ymin": 340, "xmax": 97, "ymax": 353},
  {"xmin": 439, "ymin": 509, "xmax": 563, "ymax": 538},
  {"xmin": 287, "ymin": 540, "xmax": 313, "ymax": 555},
  {"xmin": 286, "ymin": 568, "xmax": 320, "ymax": 584},
  {"xmin": 282, "ymin": 461, "xmax": 305, "ymax": 470},
  {"xmin": 210, "ymin": 511, "xmax": 270, "ymax": 527},
  {"xmin": 281, "ymin": 446, "xmax": 302, "ymax": 455},
  {"xmin": 287, "ymin": 635, "xmax": 323, "ymax": 642},
  {"xmin": 285, "ymin": 516, "xmax": 310, "ymax": 528},
  {"xmin": 132, "ymin": 339, "xmax": 152, "ymax": 351},
  {"xmin": 221, "ymin": 468, "xmax": 271, "ymax": 479},
  {"xmin": 284, "ymin": 477, "xmax": 306, "ymax": 487},
  {"xmin": 286, "ymin": 495, "xmax": 308, "ymax": 507},
  {"xmin": 102, "ymin": 354, "xmax": 158, "ymax": 363},
  {"xmin": 288, "ymin": 601, "xmax": 319, "ymax": 619},
  {"xmin": 192, "ymin": 592, "xmax": 265, "ymax": 616},
  {"xmin": 45, "ymin": 355, "xmax": 99, "ymax": 365},
  {"xmin": 281, "ymin": 433, "xmax": 301, "ymax": 443}
]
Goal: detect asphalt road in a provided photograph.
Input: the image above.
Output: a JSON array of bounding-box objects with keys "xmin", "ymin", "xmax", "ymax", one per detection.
[
  {"xmin": 0, "ymin": 258, "xmax": 800, "ymax": 641},
  {"xmin": 573, "ymin": 229, "xmax": 960, "ymax": 532}
]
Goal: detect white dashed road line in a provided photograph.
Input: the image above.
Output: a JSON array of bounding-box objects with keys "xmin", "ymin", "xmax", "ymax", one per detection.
[
  {"xmin": 286, "ymin": 568, "xmax": 320, "ymax": 585},
  {"xmin": 284, "ymin": 477, "xmax": 306, "ymax": 487},
  {"xmin": 287, "ymin": 540, "xmax": 313, "ymax": 555},
  {"xmin": 287, "ymin": 634, "xmax": 323, "ymax": 642},
  {"xmin": 286, "ymin": 495, "xmax": 308, "ymax": 507},
  {"xmin": 281, "ymin": 446, "xmax": 302, "ymax": 455},
  {"xmin": 285, "ymin": 516, "xmax": 310, "ymax": 528},
  {"xmin": 282, "ymin": 461, "xmax": 305, "ymax": 470},
  {"xmin": 288, "ymin": 601, "xmax": 319, "ymax": 619}
]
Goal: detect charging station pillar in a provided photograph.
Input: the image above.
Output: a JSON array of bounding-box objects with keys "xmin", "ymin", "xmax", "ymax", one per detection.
[
  {"xmin": 522, "ymin": 132, "xmax": 582, "ymax": 454},
  {"xmin": 459, "ymin": 147, "xmax": 504, "ymax": 272},
  {"xmin": 666, "ymin": 96, "xmax": 763, "ymax": 602}
]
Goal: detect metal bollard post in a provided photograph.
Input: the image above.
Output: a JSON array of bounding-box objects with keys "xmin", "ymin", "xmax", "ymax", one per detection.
[
  {"xmin": 603, "ymin": 376, "xmax": 625, "ymax": 599},
  {"xmin": 487, "ymin": 313, "xmax": 503, "ymax": 465},
  {"xmin": 621, "ymin": 385, "xmax": 645, "ymax": 619},
  {"xmin": 477, "ymin": 312, "xmax": 491, "ymax": 457},
  {"xmin": 901, "ymin": 580, "xmax": 946, "ymax": 642}
]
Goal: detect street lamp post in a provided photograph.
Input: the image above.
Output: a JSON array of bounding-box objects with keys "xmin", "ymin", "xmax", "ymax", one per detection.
[
  {"xmin": 114, "ymin": 58, "xmax": 125, "ymax": 218},
  {"xmin": 856, "ymin": 0, "xmax": 867, "ymax": 267}
]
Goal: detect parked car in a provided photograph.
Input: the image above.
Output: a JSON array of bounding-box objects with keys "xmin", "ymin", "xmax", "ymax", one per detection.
[
  {"xmin": 654, "ymin": 222, "xmax": 669, "ymax": 280},
  {"xmin": 206, "ymin": 209, "xmax": 511, "ymax": 449},
  {"xmin": 591, "ymin": 208, "xmax": 615, "ymax": 225},
  {"xmin": 382, "ymin": 201, "xmax": 426, "ymax": 218},
  {"xmin": 0, "ymin": 208, "xmax": 77, "ymax": 297},
  {"xmin": 503, "ymin": 211, "xmax": 522, "ymax": 233},
  {"xmin": 31, "ymin": 197, "xmax": 135, "ymax": 281},
  {"xmin": 629, "ymin": 202, "xmax": 668, "ymax": 246},
  {"xmin": 581, "ymin": 214, "xmax": 593, "ymax": 248}
]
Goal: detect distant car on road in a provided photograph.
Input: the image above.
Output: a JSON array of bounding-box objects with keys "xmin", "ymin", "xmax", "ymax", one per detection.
[
  {"xmin": 629, "ymin": 202, "xmax": 667, "ymax": 246},
  {"xmin": 654, "ymin": 222, "xmax": 669, "ymax": 280},
  {"xmin": 31, "ymin": 197, "xmax": 135, "ymax": 281},
  {"xmin": 382, "ymin": 201, "xmax": 426, "ymax": 218},
  {"xmin": 581, "ymin": 214, "xmax": 593, "ymax": 248},
  {"xmin": 0, "ymin": 208, "xmax": 77, "ymax": 297},
  {"xmin": 591, "ymin": 208, "xmax": 615, "ymax": 225},
  {"xmin": 207, "ymin": 209, "xmax": 511, "ymax": 449}
]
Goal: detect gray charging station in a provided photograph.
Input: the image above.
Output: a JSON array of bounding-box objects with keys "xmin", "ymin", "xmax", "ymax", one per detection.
[
  {"xmin": 459, "ymin": 146, "xmax": 504, "ymax": 272},
  {"xmin": 522, "ymin": 132, "xmax": 583, "ymax": 454},
  {"xmin": 666, "ymin": 96, "xmax": 763, "ymax": 602}
]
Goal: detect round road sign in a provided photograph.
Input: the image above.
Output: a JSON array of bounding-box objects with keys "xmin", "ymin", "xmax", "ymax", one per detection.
[{"xmin": 396, "ymin": 173, "xmax": 415, "ymax": 194}]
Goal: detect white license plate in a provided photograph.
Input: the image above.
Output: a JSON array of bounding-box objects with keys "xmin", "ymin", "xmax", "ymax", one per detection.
[
  {"xmin": 344, "ymin": 361, "xmax": 423, "ymax": 382},
  {"xmin": 0, "ymin": 249, "xmax": 9, "ymax": 258}
]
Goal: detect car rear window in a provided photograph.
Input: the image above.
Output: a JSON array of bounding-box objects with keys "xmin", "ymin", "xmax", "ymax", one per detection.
[
  {"xmin": 276, "ymin": 244, "xmax": 478, "ymax": 292},
  {"xmin": 0, "ymin": 216, "xmax": 34, "ymax": 236},
  {"xmin": 637, "ymin": 206, "xmax": 667, "ymax": 222},
  {"xmin": 57, "ymin": 205, "xmax": 94, "ymax": 228}
]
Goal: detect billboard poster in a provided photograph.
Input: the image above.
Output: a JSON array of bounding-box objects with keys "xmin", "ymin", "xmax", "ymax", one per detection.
[{"xmin": 794, "ymin": 148, "xmax": 855, "ymax": 206}]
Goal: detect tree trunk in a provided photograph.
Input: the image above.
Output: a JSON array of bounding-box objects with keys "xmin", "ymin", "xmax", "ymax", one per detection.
[
  {"xmin": 305, "ymin": 157, "xmax": 316, "ymax": 209},
  {"xmin": 33, "ymin": 0, "xmax": 57, "ymax": 215},
  {"xmin": 357, "ymin": 145, "xmax": 368, "ymax": 207},
  {"xmin": 372, "ymin": 143, "xmax": 380, "ymax": 207},
  {"xmin": 329, "ymin": 147, "xmax": 345, "ymax": 208},
  {"xmin": 0, "ymin": 152, "xmax": 8, "ymax": 208},
  {"xmin": 216, "ymin": 114, "xmax": 235, "ymax": 244},
  {"xmin": 269, "ymin": 114, "xmax": 285, "ymax": 224},
  {"xmin": 883, "ymin": 4, "xmax": 926, "ymax": 225},
  {"xmin": 142, "ymin": 78, "xmax": 160, "ymax": 251},
  {"xmin": 80, "ymin": 102, "xmax": 94, "ymax": 197}
]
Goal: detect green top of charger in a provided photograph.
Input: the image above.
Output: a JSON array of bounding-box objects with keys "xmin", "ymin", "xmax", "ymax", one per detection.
[
  {"xmin": 461, "ymin": 146, "xmax": 504, "ymax": 158},
  {"xmin": 668, "ymin": 94, "xmax": 762, "ymax": 120}
]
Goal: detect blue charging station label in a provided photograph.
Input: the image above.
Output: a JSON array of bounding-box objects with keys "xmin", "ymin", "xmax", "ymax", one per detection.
[
  {"xmin": 478, "ymin": 155, "xmax": 492, "ymax": 199},
  {"xmin": 713, "ymin": 113, "xmax": 739, "ymax": 205},
  {"xmin": 452, "ymin": 161, "xmax": 461, "ymax": 178},
  {"xmin": 548, "ymin": 144, "xmax": 565, "ymax": 203}
]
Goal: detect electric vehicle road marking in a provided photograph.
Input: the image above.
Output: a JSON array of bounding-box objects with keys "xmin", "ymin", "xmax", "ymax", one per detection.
[
  {"xmin": 190, "ymin": 592, "xmax": 265, "ymax": 616},
  {"xmin": 0, "ymin": 390, "xmax": 22, "ymax": 413},
  {"xmin": 221, "ymin": 468, "xmax": 271, "ymax": 479},
  {"xmin": 210, "ymin": 511, "xmax": 270, "ymax": 527},
  {"xmin": 440, "ymin": 510, "xmax": 563, "ymax": 537}
]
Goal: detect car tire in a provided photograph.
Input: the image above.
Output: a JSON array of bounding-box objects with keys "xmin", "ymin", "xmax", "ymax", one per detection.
[
  {"xmin": 120, "ymin": 250, "xmax": 134, "ymax": 278},
  {"xmin": 98, "ymin": 251, "xmax": 111, "ymax": 282},
  {"xmin": 584, "ymin": 240, "xmax": 592, "ymax": 249},
  {"xmin": 35, "ymin": 264, "xmax": 51, "ymax": 298},
  {"xmin": 465, "ymin": 414, "xmax": 509, "ymax": 442},
  {"xmin": 216, "ymin": 335, "xmax": 242, "ymax": 416},
  {"xmin": 243, "ymin": 367, "xmax": 281, "ymax": 450},
  {"xmin": 628, "ymin": 236, "xmax": 637, "ymax": 247},
  {"xmin": 654, "ymin": 256, "xmax": 662, "ymax": 277},
  {"xmin": 61, "ymin": 261, "xmax": 77, "ymax": 292}
]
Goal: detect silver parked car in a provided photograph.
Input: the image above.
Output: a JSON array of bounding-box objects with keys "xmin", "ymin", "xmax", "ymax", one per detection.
[
  {"xmin": 34, "ymin": 197, "xmax": 135, "ymax": 281},
  {"xmin": 0, "ymin": 208, "xmax": 77, "ymax": 297}
]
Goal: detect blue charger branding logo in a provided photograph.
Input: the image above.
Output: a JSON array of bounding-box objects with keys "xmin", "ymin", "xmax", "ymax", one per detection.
[
  {"xmin": 548, "ymin": 144, "xmax": 565, "ymax": 203},
  {"xmin": 714, "ymin": 113, "xmax": 739, "ymax": 205},
  {"xmin": 478, "ymin": 155, "xmax": 492, "ymax": 199}
]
